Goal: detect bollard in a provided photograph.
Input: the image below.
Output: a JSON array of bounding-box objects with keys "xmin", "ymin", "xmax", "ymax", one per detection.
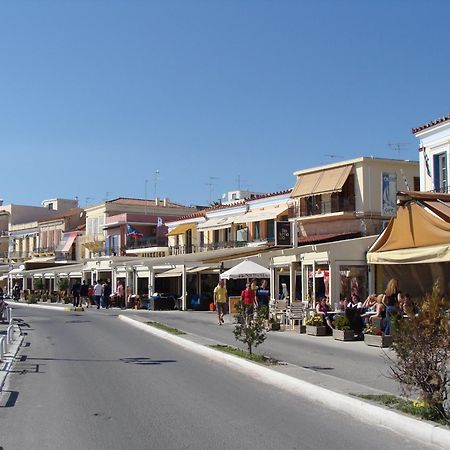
[
  {"xmin": 0, "ymin": 336, "xmax": 4, "ymax": 360},
  {"xmin": 7, "ymin": 325, "xmax": 13, "ymax": 345},
  {"xmin": 7, "ymin": 306, "xmax": 12, "ymax": 324}
]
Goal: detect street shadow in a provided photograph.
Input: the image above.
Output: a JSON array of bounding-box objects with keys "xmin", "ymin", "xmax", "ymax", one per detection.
[
  {"xmin": 64, "ymin": 320, "xmax": 92, "ymax": 324},
  {"xmin": 1, "ymin": 391, "xmax": 19, "ymax": 408},
  {"xmin": 302, "ymin": 365, "xmax": 334, "ymax": 371},
  {"xmin": 120, "ymin": 357, "xmax": 176, "ymax": 365}
]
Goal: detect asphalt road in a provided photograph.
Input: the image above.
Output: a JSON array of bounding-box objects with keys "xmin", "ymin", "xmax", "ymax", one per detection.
[{"xmin": 0, "ymin": 307, "xmax": 422, "ymax": 450}]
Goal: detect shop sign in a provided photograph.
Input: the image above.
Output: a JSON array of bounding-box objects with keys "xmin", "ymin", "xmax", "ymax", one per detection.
[
  {"xmin": 381, "ymin": 172, "xmax": 397, "ymax": 217},
  {"xmin": 275, "ymin": 221, "xmax": 292, "ymax": 247}
]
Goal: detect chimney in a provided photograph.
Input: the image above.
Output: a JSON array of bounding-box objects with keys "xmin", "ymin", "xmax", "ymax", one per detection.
[
  {"xmin": 163, "ymin": 198, "xmax": 168, "ymax": 207},
  {"xmin": 155, "ymin": 197, "xmax": 159, "ymax": 205}
]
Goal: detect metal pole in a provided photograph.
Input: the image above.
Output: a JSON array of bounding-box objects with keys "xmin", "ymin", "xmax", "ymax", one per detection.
[{"xmin": 0, "ymin": 336, "xmax": 5, "ymax": 360}]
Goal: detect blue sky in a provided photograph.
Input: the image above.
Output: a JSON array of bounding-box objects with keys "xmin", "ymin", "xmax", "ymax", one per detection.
[{"xmin": 1, "ymin": 0, "xmax": 449, "ymax": 207}]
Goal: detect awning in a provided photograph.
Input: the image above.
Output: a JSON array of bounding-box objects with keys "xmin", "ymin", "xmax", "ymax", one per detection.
[
  {"xmin": 234, "ymin": 205, "xmax": 288, "ymax": 224},
  {"xmin": 56, "ymin": 232, "xmax": 78, "ymax": 253},
  {"xmin": 155, "ymin": 267, "xmax": 184, "ymax": 278},
  {"xmin": 197, "ymin": 216, "xmax": 238, "ymax": 231},
  {"xmin": 82, "ymin": 240, "xmax": 105, "ymax": 251},
  {"xmin": 291, "ymin": 165, "xmax": 352, "ymax": 197},
  {"xmin": 422, "ymin": 200, "xmax": 450, "ymax": 222},
  {"xmin": 9, "ymin": 267, "xmax": 24, "ymax": 275},
  {"xmin": 166, "ymin": 223, "xmax": 196, "ymax": 237},
  {"xmin": 367, "ymin": 201, "xmax": 450, "ymax": 264}
]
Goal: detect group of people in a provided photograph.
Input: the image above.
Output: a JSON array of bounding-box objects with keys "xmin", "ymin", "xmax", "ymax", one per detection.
[
  {"xmin": 213, "ymin": 278, "xmax": 269, "ymax": 325},
  {"xmin": 315, "ymin": 278, "xmax": 418, "ymax": 337},
  {"xmin": 70, "ymin": 279, "xmax": 125, "ymax": 309}
]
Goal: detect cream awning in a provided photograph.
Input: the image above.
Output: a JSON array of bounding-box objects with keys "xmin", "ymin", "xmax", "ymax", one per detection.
[
  {"xmin": 367, "ymin": 202, "xmax": 450, "ymax": 264},
  {"xmin": 197, "ymin": 216, "xmax": 238, "ymax": 231},
  {"xmin": 291, "ymin": 165, "xmax": 352, "ymax": 197},
  {"xmin": 234, "ymin": 206, "xmax": 288, "ymax": 224},
  {"xmin": 166, "ymin": 223, "xmax": 196, "ymax": 237},
  {"xmin": 155, "ymin": 267, "xmax": 184, "ymax": 278}
]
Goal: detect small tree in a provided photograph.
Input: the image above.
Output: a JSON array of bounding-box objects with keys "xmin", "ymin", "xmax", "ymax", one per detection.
[
  {"xmin": 34, "ymin": 278, "xmax": 44, "ymax": 291},
  {"xmin": 388, "ymin": 283, "xmax": 450, "ymax": 419},
  {"xmin": 57, "ymin": 278, "xmax": 69, "ymax": 293},
  {"xmin": 233, "ymin": 301, "xmax": 267, "ymax": 355}
]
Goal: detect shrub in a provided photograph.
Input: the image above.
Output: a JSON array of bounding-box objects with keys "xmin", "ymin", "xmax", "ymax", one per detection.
[
  {"xmin": 233, "ymin": 301, "xmax": 267, "ymax": 355},
  {"xmin": 388, "ymin": 283, "xmax": 450, "ymax": 420},
  {"xmin": 304, "ymin": 315, "xmax": 324, "ymax": 326},
  {"xmin": 333, "ymin": 315, "xmax": 351, "ymax": 331}
]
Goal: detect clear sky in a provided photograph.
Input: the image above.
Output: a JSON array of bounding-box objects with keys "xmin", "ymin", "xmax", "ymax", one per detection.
[{"xmin": 1, "ymin": 0, "xmax": 449, "ymax": 208}]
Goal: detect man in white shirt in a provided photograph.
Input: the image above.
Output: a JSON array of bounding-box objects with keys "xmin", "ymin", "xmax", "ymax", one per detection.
[{"xmin": 93, "ymin": 280, "xmax": 103, "ymax": 310}]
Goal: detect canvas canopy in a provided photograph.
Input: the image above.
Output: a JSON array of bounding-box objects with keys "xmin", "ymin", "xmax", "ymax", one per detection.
[
  {"xmin": 367, "ymin": 201, "xmax": 450, "ymax": 264},
  {"xmin": 220, "ymin": 260, "xmax": 270, "ymax": 280}
]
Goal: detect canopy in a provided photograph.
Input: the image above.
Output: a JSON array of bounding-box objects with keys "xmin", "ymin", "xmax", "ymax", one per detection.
[
  {"xmin": 166, "ymin": 223, "xmax": 196, "ymax": 237},
  {"xmin": 220, "ymin": 260, "xmax": 270, "ymax": 280},
  {"xmin": 367, "ymin": 201, "xmax": 450, "ymax": 264},
  {"xmin": 291, "ymin": 165, "xmax": 352, "ymax": 198}
]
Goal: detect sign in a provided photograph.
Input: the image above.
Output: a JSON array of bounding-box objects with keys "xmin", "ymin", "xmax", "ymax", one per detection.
[
  {"xmin": 381, "ymin": 172, "xmax": 397, "ymax": 217},
  {"xmin": 275, "ymin": 221, "xmax": 292, "ymax": 247}
]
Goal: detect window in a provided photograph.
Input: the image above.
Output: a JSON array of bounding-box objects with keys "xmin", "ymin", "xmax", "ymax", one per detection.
[{"xmin": 433, "ymin": 152, "xmax": 448, "ymax": 193}]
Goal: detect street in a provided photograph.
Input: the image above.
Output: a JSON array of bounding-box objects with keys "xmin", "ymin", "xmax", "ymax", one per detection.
[{"xmin": 0, "ymin": 306, "xmax": 424, "ymax": 450}]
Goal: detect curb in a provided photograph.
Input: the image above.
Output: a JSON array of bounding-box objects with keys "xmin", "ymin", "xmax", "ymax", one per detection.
[
  {"xmin": 0, "ymin": 325, "xmax": 24, "ymax": 393},
  {"xmin": 118, "ymin": 314, "xmax": 449, "ymax": 450}
]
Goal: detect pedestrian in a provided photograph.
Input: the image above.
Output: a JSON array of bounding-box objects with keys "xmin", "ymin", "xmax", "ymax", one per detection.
[
  {"xmin": 80, "ymin": 280, "xmax": 89, "ymax": 308},
  {"xmin": 214, "ymin": 279, "xmax": 228, "ymax": 325},
  {"xmin": 256, "ymin": 279, "xmax": 269, "ymax": 308},
  {"xmin": 116, "ymin": 281, "xmax": 125, "ymax": 309},
  {"xmin": 93, "ymin": 279, "xmax": 102, "ymax": 309},
  {"xmin": 13, "ymin": 283, "xmax": 20, "ymax": 301},
  {"xmin": 103, "ymin": 279, "xmax": 112, "ymax": 309},
  {"xmin": 71, "ymin": 280, "xmax": 81, "ymax": 308},
  {"xmin": 240, "ymin": 282, "xmax": 257, "ymax": 322}
]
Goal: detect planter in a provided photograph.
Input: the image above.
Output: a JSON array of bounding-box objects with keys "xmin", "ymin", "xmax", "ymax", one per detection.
[
  {"xmin": 364, "ymin": 334, "xmax": 393, "ymax": 348},
  {"xmin": 270, "ymin": 322, "xmax": 281, "ymax": 331},
  {"xmin": 333, "ymin": 329, "xmax": 354, "ymax": 341},
  {"xmin": 306, "ymin": 325, "xmax": 328, "ymax": 336}
]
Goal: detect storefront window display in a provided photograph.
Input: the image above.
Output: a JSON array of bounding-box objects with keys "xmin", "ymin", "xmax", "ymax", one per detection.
[{"xmin": 339, "ymin": 266, "xmax": 367, "ymax": 301}]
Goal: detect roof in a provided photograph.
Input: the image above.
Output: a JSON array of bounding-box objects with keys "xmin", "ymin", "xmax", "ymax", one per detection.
[
  {"xmin": 106, "ymin": 197, "xmax": 189, "ymax": 208},
  {"xmin": 297, "ymin": 232, "xmax": 360, "ymax": 245},
  {"xmin": 412, "ymin": 114, "xmax": 450, "ymax": 134},
  {"xmin": 38, "ymin": 207, "xmax": 84, "ymax": 223}
]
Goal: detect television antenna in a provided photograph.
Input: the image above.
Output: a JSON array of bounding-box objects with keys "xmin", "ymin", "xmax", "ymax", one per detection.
[
  {"xmin": 325, "ymin": 154, "xmax": 343, "ymax": 160},
  {"xmin": 388, "ymin": 142, "xmax": 410, "ymax": 157},
  {"xmin": 85, "ymin": 196, "xmax": 95, "ymax": 207},
  {"xmin": 153, "ymin": 170, "xmax": 160, "ymax": 198},
  {"xmin": 205, "ymin": 176, "xmax": 219, "ymax": 204}
]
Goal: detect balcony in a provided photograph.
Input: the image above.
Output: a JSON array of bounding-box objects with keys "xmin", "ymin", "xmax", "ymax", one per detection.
[
  {"xmin": 33, "ymin": 247, "xmax": 56, "ymax": 256},
  {"xmin": 126, "ymin": 237, "xmax": 158, "ymax": 249},
  {"xmin": 289, "ymin": 195, "xmax": 356, "ymax": 218}
]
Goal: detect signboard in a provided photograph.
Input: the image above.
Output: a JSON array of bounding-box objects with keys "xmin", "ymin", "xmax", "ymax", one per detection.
[
  {"xmin": 275, "ymin": 221, "xmax": 292, "ymax": 247},
  {"xmin": 381, "ymin": 172, "xmax": 397, "ymax": 217}
]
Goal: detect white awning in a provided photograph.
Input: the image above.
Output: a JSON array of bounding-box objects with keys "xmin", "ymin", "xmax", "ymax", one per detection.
[
  {"xmin": 197, "ymin": 215, "xmax": 242, "ymax": 231},
  {"xmin": 155, "ymin": 267, "xmax": 184, "ymax": 278},
  {"xmin": 234, "ymin": 204, "xmax": 289, "ymax": 224}
]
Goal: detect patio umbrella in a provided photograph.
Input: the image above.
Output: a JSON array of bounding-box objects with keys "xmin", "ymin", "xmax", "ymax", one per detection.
[{"xmin": 219, "ymin": 260, "xmax": 270, "ymax": 280}]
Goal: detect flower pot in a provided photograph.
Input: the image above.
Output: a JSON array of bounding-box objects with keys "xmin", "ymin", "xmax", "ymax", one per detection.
[
  {"xmin": 306, "ymin": 325, "xmax": 328, "ymax": 336},
  {"xmin": 333, "ymin": 329, "xmax": 354, "ymax": 341},
  {"xmin": 364, "ymin": 334, "xmax": 393, "ymax": 348}
]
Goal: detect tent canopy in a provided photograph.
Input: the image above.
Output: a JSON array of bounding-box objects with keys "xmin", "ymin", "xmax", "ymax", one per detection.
[
  {"xmin": 368, "ymin": 199, "xmax": 450, "ymax": 264},
  {"xmin": 220, "ymin": 260, "xmax": 270, "ymax": 280}
]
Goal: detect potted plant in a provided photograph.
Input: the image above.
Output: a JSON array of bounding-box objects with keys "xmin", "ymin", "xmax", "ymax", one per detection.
[
  {"xmin": 363, "ymin": 324, "xmax": 393, "ymax": 347},
  {"xmin": 332, "ymin": 315, "xmax": 354, "ymax": 341},
  {"xmin": 268, "ymin": 317, "xmax": 281, "ymax": 331},
  {"xmin": 305, "ymin": 314, "xmax": 328, "ymax": 336}
]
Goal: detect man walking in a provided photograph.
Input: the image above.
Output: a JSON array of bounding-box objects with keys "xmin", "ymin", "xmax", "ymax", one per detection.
[
  {"xmin": 93, "ymin": 279, "xmax": 102, "ymax": 309},
  {"xmin": 80, "ymin": 280, "xmax": 89, "ymax": 308},
  {"xmin": 71, "ymin": 280, "xmax": 81, "ymax": 308},
  {"xmin": 103, "ymin": 279, "xmax": 112, "ymax": 309},
  {"xmin": 213, "ymin": 279, "xmax": 228, "ymax": 325}
]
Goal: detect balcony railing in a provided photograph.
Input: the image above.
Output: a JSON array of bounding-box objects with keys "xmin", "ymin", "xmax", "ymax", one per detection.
[
  {"xmin": 289, "ymin": 195, "xmax": 356, "ymax": 218},
  {"xmin": 126, "ymin": 237, "xmax": 159, "ymax": 249},
  {"xmin": 33, "ymin": 247, "xmax": 56, "ymax": 255}
]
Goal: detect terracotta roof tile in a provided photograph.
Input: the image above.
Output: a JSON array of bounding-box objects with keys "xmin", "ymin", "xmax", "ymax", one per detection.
[{"xmin": 412, "ymin": 114, "xmax": 450, "ymax": 134}]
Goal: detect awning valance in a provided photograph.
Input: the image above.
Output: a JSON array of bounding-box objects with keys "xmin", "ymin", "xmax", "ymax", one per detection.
[
  {"xmin": 166, "ymin": 223, "xmax": 196, "ymax": 237},
  {"xmin": 291, "ymin": 165, "xmax": 352, "ymax": 198},
  {"xmin": 82, "ymin": 240, "xmax": 105, "ymax": 251},
  {"xmin": 234, "ymin": 205, "xmax": 288, "ymax": 224},
  {"xmin": 155, "ymin": 267, "xmax": 183, "ymax": 278}
]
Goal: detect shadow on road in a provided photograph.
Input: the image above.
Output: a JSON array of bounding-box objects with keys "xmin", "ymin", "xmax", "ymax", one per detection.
[{"xmin": 24, "ymin": 356, "xmax": 177, "ymax": 365}]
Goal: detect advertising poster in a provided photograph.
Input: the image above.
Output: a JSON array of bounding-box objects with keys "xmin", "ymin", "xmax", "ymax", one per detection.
[
  {"xmin": 275, "ymin": 221, "xmax": 292, "ymax": 247},
  {"xmin": 381, "ymin": 172, "xmax": 397, "ymax": 217}
]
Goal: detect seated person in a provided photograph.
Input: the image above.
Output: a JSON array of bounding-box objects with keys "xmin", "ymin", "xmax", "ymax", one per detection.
[
  {"xmin": 315, "ymin": 297, "xmax": 334, "ymax": 330},
  {"xmin": 362, "ymin": 294, "xmax": 377, "ymax": 312},
  {"xmin": 361, "ymin": 294, "xmax": 385, "ymax": 325},
  {"xmin": 401, "ymin": 293, "xmax": 419, "ymax": 317},
  {"xmin": 346, "ymin": 293, "xmax": 363, "ymax": 309}
]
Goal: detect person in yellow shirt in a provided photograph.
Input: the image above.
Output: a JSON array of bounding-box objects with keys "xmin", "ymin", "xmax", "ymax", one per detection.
[{"xmin": 214, "ymin": 279, "xmax": 228, "ymax": 325}]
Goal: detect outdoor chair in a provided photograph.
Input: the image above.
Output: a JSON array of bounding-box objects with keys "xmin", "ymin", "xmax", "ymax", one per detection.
[
  {"xmin": 269, "ymin": 299, "xmax": 288, "ymax": 325},
  {"xmin": 286, "ymin": 301, "xmax": 306, "ymax": 331}
]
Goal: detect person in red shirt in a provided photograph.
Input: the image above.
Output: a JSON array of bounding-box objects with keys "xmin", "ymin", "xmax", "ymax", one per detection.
[{"xmin": 241, "ymin": 282, "xmax": 257, "ymax": 321}]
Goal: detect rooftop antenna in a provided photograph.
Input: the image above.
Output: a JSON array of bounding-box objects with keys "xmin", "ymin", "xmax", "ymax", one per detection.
[
  {"xmin": 85, "ymin": 196, "xmax": 94, "ymax": 207},
  {"xmin": 105, "ymin": 191, "xmax": 112, "ymax": 201},
  {"xmin": 205, "ymin": 176, "xmax": 219, "ymax": 204},
  {"xmin": 236, "ymin": 175, "xmax": 249, "ymax": 191},
  {"xmin": 388, "ymin": 142, "xmax": 410, "ymax": 158},
  {"xmin": 325, "ymin": 154, "xmax": 343, "ymax": 159},
  {"xmin": 144, "ymin": 179, "xmax": 149, "ymax": 214}
]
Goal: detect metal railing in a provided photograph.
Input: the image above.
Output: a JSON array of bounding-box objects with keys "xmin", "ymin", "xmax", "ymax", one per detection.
[{"xmin": 289, "ymin": 196, "xmax": 356, "ymax": 218}]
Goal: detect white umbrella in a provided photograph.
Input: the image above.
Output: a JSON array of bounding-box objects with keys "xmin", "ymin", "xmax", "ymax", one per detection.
[{"xmin": 220, "ymin": 260, "xmax": 270, "ymax": 280}]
